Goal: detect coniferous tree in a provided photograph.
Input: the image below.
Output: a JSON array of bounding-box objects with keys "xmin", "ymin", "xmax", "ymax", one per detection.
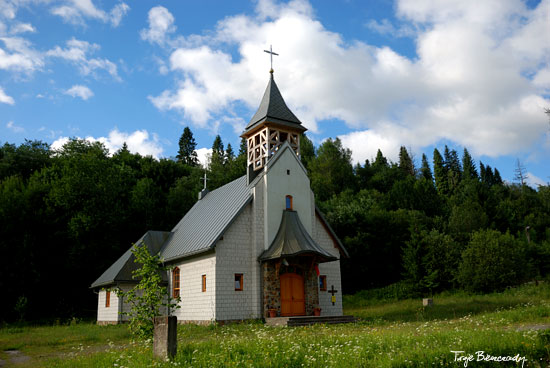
[
  {"xmin": 225, "ymin": 143, "xmax": 235, "ymax": 162},
  {"xmin": 373, "ymin": 149, "xmax": 388, "ymax": 169},
  {"xmin": 462, "ymin": 148, "xmax": 478, "ymax": 180},
  {"xmin": 300, "ymin": 133, "xmax": 315, "ymax": 171},
  {"xmin": 433, "ymin": 148, "xmax": 448, "ymax": 195},
  {"xmin": 238, "ymin": 137, "xmax": 247, "ymax": 157},
  {"xmin": 444, "ymin": 146, "xmax": 461, "ymax": 193},
  {"xmin": 212, "ymin": 135, "xmax": 224, "ymax": 156},
  {"xmin": 493, "ymin": 168, "xmax": 503, "ymax": 185},
  {"xmin": 420, "ymin": 153, "xmax": 433, "ymax": 181},
  {"xmin": 176, "ymin": 127, "xmax": 198, "ymax": 166},
  {"xmin": 398, "ymin": 146, "xmax": 415, "ymax": 176}
]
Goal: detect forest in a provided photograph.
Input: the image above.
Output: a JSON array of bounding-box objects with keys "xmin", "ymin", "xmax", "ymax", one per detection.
[{"xmin": 1, "ymin": 127, "xmax": 549, "ymax": 322}]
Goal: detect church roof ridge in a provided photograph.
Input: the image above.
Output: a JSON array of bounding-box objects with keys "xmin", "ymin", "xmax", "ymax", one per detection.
[{"xmin": 243, "ymin": 74, "xmax": 304, "ymax": 135}]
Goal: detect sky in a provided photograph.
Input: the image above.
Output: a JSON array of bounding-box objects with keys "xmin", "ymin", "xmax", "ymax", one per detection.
[{"xmin": 1, "ymin": 0, "xmax": 549, "ymax": 188}]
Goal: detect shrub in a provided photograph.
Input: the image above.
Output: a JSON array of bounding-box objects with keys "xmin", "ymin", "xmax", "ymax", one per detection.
[{"xmin": 458, "ymin": 229, "xmax": 527, "ymax": 292}]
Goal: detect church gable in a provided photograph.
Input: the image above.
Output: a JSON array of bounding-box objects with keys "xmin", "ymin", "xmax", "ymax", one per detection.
[{"xmin": 262, "ymin": 142, "xmax": 313, "ymax": 248}]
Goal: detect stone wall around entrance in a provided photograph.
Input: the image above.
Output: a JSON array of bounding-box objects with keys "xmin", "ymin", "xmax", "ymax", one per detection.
[{"xmin": 262, "ymin": 257, "xmax": 319, "ymax": 318}]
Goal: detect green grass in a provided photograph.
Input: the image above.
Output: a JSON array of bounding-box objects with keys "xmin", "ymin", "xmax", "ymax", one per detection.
[{"xmin": 1, "ymin": 283, "xmax": 549, "ymax": 367}]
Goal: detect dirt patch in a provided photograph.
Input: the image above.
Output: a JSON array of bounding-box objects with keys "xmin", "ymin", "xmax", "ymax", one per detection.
[
  {"xmin": 516, "ymin": 324, "xmax": 550, "ymax": 331},
  {"xmin": 3, "ymin": 350, "xmax": 31, "ymax": 365}
]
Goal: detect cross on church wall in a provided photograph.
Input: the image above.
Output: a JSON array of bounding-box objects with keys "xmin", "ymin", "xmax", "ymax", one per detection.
[{"xmin": 329, "ymin": 285, "xmax": 338, "ymax": 306}]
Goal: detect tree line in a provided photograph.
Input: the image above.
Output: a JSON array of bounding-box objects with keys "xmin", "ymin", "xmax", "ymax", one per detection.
[{"xmin": 0, "ymin": 127, "xmax": 549, "ymax": 322}]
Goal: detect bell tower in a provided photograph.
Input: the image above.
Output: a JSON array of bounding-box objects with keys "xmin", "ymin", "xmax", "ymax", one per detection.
[{"xmin": 241, "ymin": 66, "xmax": 307, "ymax": 183}]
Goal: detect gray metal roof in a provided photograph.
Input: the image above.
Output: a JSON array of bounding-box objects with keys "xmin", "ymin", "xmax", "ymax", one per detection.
[
  {"xmin": 91, "ymin": 231, "xmax": 171, "ymax": 288},
  {"xmin": 243, "ymin": 73, "xmax": 306, "ymax": 135},
  {"xmin": 259, "ymin": 210, "xmax": 337, "ymax": 263},
  {"xmin": 159, "ymin": 175, "xmax": 252, "ymax": 262}
]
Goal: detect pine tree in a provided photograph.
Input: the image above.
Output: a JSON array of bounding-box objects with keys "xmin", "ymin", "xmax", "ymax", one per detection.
[
  {"xmin": 398, "ymin": 146, "xmax": 415, "ymax": 176},
  {"xmin": 514, "ymin": 159, "xmax": 528, "ymax": 186},
  {"xmin": 462, "ymin": 148, "xmax": 478, "ymax": 180},
  {"xmin": 225, "ymin": 143, "xmax": 235, "ymax": 162},
  {"xmin": 210, "ymin": 135, "xmax": 225, "ymax": 167},
  {"xmin": 433, "ymin": 148, "xmax": 448, "ymax": 195},
  {"xmin": 373, "ymin": 149, "xmax": 388, "ymax": 169},
  {"xmin": 176, "ymin": 127, "xmax": 198, "ymax": 166},
  {"xmin": 238, "ymin": 137, "xmax": 247, "ymax": 157},
  {"xmin": 420, "ymin": 153, "xmax": 433, "ymax": 181},
  {"xmin": 444, "ymin": 146, "xmax": 461, "ymax": 193},
  {"xmin": 493, "ymin": 168, "xmax": 503, "ymax": 185}
]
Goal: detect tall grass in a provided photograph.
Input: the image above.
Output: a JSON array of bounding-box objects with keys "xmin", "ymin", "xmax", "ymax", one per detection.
[{"xmin": 2, "ymin": 283, "xmax": 549, "ymax": 367}]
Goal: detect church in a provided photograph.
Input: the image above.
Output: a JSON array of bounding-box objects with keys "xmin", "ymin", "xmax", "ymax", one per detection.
[{"xmin": 91, "ymin": 68, "xmax": 348, "ymax": 324}]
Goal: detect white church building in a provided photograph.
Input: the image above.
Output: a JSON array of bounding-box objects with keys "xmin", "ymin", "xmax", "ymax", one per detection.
[{"xmin": 91, "ymin": 70, "xmax": 349, "ymax": 324}]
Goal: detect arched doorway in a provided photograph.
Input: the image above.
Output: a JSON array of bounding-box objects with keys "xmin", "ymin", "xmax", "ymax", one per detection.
[{"xmin": 280, "ymin": 273, "xmax": 305, "ymax": 316}]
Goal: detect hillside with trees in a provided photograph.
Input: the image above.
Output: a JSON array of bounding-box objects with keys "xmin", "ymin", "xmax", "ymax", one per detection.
[{"xmin": 0, "ymin": 128, "xmax": 549, "ymax": 322}]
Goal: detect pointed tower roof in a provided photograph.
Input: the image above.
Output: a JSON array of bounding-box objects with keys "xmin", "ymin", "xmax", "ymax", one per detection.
[{"xmin": 242, "ymin": 72, "xmax": 306, "ymax": 135}]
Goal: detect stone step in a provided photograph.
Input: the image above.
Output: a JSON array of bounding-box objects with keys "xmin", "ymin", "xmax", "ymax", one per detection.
[{"xmin": 266, "ymin": 315, "xmax": 356, "ymax": 327}]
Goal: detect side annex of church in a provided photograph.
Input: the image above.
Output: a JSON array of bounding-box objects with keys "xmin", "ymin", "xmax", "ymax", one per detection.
[{"xmin": 91, "ymin": 69, "xmax": 349, "ymax": 324}]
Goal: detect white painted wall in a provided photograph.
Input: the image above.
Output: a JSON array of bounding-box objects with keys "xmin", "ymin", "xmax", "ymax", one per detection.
[
  {"xmin": 97, "ymin": 289, "xmax": 119, "ymax": 322},
  {"xmin": 214, "ymin": 203, "xmax": 262, "ymax": 320},
  {"xmin": 313, "ymin": 214, "xmax": 344, "ymax": 316},
  {"xmin": 169, "ymin": 252, "xmax": 216, "ymax": 322},
  {"xmin": 263, "ymin": 146, "xmax": 313, "ymax": 249}
]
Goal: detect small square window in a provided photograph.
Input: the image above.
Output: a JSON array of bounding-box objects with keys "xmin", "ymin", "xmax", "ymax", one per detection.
[
  {"xmin": 287, "ymin": 169, "xmax": 290, "ymax": 175},
  {"xmin": 202, "ymin": 275, "xmax": 206, "ymax": 292},
  {"xmin": 105, "ymin": 290, "xmax": 110, "ymax": 308},
  {"xmin": 319, "ymin": 275, "xmax": 327, "ymax": 291},
  {"xmin": 235, "ymin": 274, "xmax": 243, "ymax": 291}
]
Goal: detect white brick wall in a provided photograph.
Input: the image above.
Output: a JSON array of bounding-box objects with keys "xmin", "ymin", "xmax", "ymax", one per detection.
[
  {"xmin": 214, "ymin": 203, "xmax": 261, "ymax": 320},
  {"xmin": 313, "ymin": 214, "xmax": 344, "ymax": 316},
  {"xmin": 169, "ymin": 252, "xmax": 216, "ymax": 322}
]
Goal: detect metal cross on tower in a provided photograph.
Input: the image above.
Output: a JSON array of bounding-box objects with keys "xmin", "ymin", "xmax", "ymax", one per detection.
[{"xmin": 264, "ymin": 45, "xmax": 279, "ymax": 71}]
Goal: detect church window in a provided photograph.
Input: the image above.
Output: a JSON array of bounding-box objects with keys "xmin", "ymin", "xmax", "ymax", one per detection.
[
  {"xmin": 319, "ymin": 275, "xmax": 327, "ymax": 291},
  {"xmin": 105, "ymin": 290, "xmax": 110, "ymax": 307},
  {"xmin": 235, "ymin": 274, "xmax": 243, "ymax": 291},
  {"xmin": 202, "ymin": 275, "xmax": 206, "ymax": 292},
  {"xmin": 285, "ymin": 195, "xmax": 293, "ymax": 210},
  {"xmin": 172, "ymin": 267, "xmax": 180, "ymax": 298}
]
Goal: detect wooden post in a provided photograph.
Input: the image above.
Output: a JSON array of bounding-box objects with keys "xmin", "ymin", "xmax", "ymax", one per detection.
[
  {"xmin": 423, "ymin": 298, "xmax": 433, "ymax": 307},
  {"xmin": 153, "ymin": 316, "xmax": 177, "ymax": 360}
]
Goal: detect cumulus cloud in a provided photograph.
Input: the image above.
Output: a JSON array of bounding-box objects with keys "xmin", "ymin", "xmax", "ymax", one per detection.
[
  {"xmin": 195, "ymin": 147, "xmax": 212, "ymax": 168},
  {"xmin": 51, "ymin": 0, "xmax": 130, "ymax": 27},
  {"xmin": 64, "ymin": 84, "xmax": 93, "ymax": 100},
  {"xmin": 526, "ymin": 172, "xmax": 547, "ymax": 188},
  {"xmin": 6, "ymin": 120, "xmax": 24, "ymax": 133},
  {"xmin": 0, "ymin": 86, "xmax": 14, "ymax": 104},
  {"xmin": 140, "ymin": 6, "xmax": 176, "ymax": 46},
  {"xmin": 46, "ymin": 38, "xmax": 119, "ymax": 80},
  {"xmin": 51, "ymin": 129, "xmax": 164, "ymax": 158},
  {"xmin": 0, "ymin": 36, "xmax": 44, "ymax": 73},
  {"xmin": 147, "ymin": 0, "xmax": 549, "ymax": 164}
]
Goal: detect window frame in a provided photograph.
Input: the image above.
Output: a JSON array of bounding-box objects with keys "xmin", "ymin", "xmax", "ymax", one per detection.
[
  {"xmin": 172, "ymin": 267, "xmax": 180, "ymax": 298},
  {"xmin": 202, "ymin": 274, "xmax": 206, "ymax": 292},
  {"xmin": 235, "ymin": 273, "xmax": 243, "ymax": 291},
  {"xmin": 285, "ymin": 195, "xmax": 293, "ymax": 210},
  {"xmin": 319, "ymin": 275, "xmax": 327, "ymax": 291},
  {"xmin": 105, "ymin": 290, "xmax": 110, "ymax": 308}
]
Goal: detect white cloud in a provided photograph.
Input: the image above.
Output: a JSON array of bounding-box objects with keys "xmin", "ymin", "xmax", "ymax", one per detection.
[
  {"xmin": 140, "ymin": 6, "xmax": 176, "ymax": 46},
  {"xmin": 0, "ymin": 36, "xmax": 43, "ymax": 73},
  {"xmin": 0, "ymin": 86, "xmax": 14, "ymax": 104},
  {"xmin": 195, "ymin": 147, "xmax": 212, "ymax": 168},
  {"xmin": 51, "ymin": 0, "xmax": 130, "ymax": 27},
  {"xmin": 6, "ymin": 120, "xmax": 24, "ymax": 133},
  {"xmin": 46, "ymin": 38, "xmax": 120, "ymax": 80},
  {"xmin": 148, "ymin": 0, "xmax": 549, "ymax": 163},
  {"xmin": 10, "ymin": 22, "xmax": 35, "ymax": 34},
  {"xmin": 64, "ymin": 84, "xmax": 93, "ymax": 100},
  {"xmin": 51, "ymin": 129, "xmax": 164, "ymax": 158},
  {"xmin": 526, "ymin": 172, "xmax": 547, "ymax": 188}
]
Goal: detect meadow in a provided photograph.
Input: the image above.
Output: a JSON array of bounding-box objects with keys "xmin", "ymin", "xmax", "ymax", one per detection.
[{"xmin": 1, "ymin": 283, "xmax": 549, "ymax": 367}]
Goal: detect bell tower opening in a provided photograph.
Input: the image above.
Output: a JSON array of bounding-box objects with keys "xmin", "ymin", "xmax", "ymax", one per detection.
[{"xmin": 241, "ymin": 67, "xmax": 307, "ymax": 183}]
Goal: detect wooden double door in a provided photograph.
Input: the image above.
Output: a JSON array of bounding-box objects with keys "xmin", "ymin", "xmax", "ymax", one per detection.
[{"xmin": 280, "ymin": 273, "xmax": 305, "ymax": 316}]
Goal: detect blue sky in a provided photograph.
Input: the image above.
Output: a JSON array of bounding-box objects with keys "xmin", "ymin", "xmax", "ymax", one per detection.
[{"xmin": 1, "ymin": 0, "xmax": 549, "ymax": 187}]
